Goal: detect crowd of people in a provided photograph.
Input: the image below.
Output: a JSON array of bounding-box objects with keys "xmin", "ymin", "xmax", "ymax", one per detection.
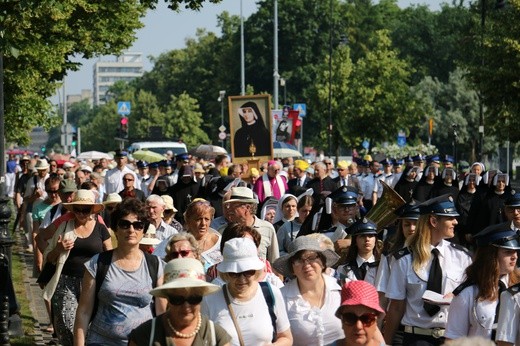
[{"xmin": 5, "ymin": 149, "xmax": 520, "ymax": 346}]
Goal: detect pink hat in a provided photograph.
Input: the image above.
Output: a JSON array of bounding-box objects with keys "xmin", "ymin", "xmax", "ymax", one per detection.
[{"xmin": 335, "ymin": 281, "xmax": 385, "ymax": 317}]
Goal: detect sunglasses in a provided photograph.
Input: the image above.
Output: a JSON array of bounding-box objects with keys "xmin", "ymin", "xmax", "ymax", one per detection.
[
  {"xmin": 168, "ymin": 295, "xmax": 203, "ymax": 306},
  {"xmin": 227, "ymin": 270, "xmax": 257, "ymax": 279},
  {"xmin": 73, "ymin": 206, "xmax": 92, "ymax": 214},
  {"xmin": 46, "ymin": 189, "xmax": 60, "ymax": 194},
  {"xmin": 169, "ymin": 250, "xmax": 192, "ymax": 258},
  {"xmin": 117, "ymin": 220, "xmax": 145, "ymax": 230},
  {"xmin": 340, "ymin": 312, "xmax": 377, "ymax": 327},
  {"xmin": 123, "ymin": 178, "xmax": 134, "ymax": 182},
  {"xmin": 292, "ymin": 254, "xmax": 321, "ymax": 266}
]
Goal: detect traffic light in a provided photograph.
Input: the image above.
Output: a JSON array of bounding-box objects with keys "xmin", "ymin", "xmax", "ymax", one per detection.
[
  {"xmin": 120, "ymin": 116, "xmax": 129, "ymax": 139},
  {"xmin": 41, "ymin": 145, "xmax": 46, "ymax": 153},
  {"xmin": 72, "ymin": 132, "xmax": 78, "ymax": 147}
]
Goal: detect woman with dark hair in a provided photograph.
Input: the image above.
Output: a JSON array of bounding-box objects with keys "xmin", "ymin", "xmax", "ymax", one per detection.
[
  {"xmin": 74, "ymin": 198, "xmax": 167, "ymax": 346},
  {"xmin": 336, "ymin": 219, "xmax": 381, "ymax": 285},
  {"xmin": 445, "ymin": 224, "xmax": 520, "ymax": 340},
  {"xmin": 234, "ymin": 101, "xmax": 271, "ymax": 157},
  {"xmin": 276, "ymin": 120, "xmax": 291, "ymax": 142}
]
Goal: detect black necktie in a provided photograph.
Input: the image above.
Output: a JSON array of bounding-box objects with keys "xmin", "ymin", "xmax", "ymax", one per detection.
[
  {"xmin": 424, "ymin": 248, "xmax": 442, "ymax": 316},
  {"xmin": 359, "ymin": 262, "xmax": 369, "ymax": 280}
]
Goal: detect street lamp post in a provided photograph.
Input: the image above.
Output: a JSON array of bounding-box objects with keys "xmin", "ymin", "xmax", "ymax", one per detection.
[
  {"xmin": 327, "ymin": 0, "xmax": 333, "ymax": 157},
  {"xmin": 218, "ymin": 90, "xmax": 226, "ymax": 148},
  {"xmin": 280, "ymin": 78, "xmax": 287, "ymax": 106}
]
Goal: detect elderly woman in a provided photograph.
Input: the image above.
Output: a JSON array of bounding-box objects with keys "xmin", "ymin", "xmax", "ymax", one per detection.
[
  {"xmin": 74, "ymin": 198, "xmax": 167, "ymax": 346},
  {"xmin": 164, "ymin": 232, "xmax": 200, "ymax": 262},
  {"xmin": 42, "ymin": 190, "xmax": 111, "ymax": 345},
  {"xmin": 202, "ymin": 237, "xmax": 293, "ymax": 345},
  {"xmin": 128, "ymin": 258, "xmax": 232, "ymax": 346},
  {"xmin": 335, "ymin": 281, "xmax": 386, "ymax": 346},
  {"xmin": 184, "ymin": 199, "xmax": 221, "ymax": 269},
  {"xmin": 273, "ymin": 236, "xmax": 342, "ymax": 346}
]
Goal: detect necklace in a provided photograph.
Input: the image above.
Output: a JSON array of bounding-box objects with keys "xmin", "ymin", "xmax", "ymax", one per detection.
[{"xmin": 166, "ymin": 313, "xmax": 202, "ymax": 339}]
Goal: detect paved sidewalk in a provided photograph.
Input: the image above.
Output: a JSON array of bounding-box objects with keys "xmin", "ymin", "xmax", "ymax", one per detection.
[{"xmin": 14, "ymin": 232, "xmax": 58, "ymax": 345}]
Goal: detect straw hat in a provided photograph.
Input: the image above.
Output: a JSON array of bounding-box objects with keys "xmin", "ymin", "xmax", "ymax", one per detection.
[
  {"xmin": 273, "ymin": 236, "xmax": 340, "ymax": 278},
  {"xmin": 103, "ymin": 193, "xmax": 122, "ymax": 206},
  {"xmin": 35, "ymin": 159, "xmax": 50, "ymax": 170},
  {"xmin": 63, "ymin": 189, "xmax": 104, "ymax": 214},
  {"xmin": 149, "ymin": 258, "xmax": 220, "ymax": 298},
  {"xmin": 217, "ymin": 238, "xmax": 265, "ymax": 273},
  {"xmin": 161, "ymin": 195, "xmax": 178, "ymax": 212},
  {"xmin": 223, "ymin": 186, "xmax": 257, "ymax": 205},
  {"xmin": 139, "ymin": 224, "xmax": 161, "ymax": 246}
]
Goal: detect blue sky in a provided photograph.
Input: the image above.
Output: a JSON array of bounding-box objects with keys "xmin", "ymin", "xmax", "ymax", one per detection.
[{"xmin": 61, "ymin": 0, "xmax": 445, "ymax": 99}]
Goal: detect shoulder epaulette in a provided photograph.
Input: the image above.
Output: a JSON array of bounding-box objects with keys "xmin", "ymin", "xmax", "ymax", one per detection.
[
  {"xmin": 450, "ymin": 242, "xmax": 471, "ymax": 256},
  {"xmin": 320, "ymin": 226, "xmax": 336, "ymax": 235},
  {"xmin": 507, "ymin": 283, "xmax": 520, "ymax": 296},
  {"xmin": 393, "ymin": 247, "xmax": 411, "ymax": 260},
  {"xmin": 367, "ymin": 261, "xmax": 380, "ymax": 268},
  {"xmin": 453, "ymin": 281, "xmax": 474, "ymax": 296}
]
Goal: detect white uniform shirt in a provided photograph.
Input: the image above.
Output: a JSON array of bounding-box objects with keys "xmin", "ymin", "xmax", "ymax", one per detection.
[
  {"xmin": 446, "ymin": 276, "xmax": 509, "ymax": 339},
  {"xmin": 104, "ymin": 166, "xmax": 137, "ymax": 195},
  {"xmin": 496, "ymin": 283, "xmax": 520, "ymax": 345},
  {"xmin": 385, "ymin": 240, "xmax": 472, "ymax": 329},
  {"xmin": 362, "ymin": 174, "xmax": 382, "ymax": 200},
  {"xmin": 201, "ymin": 283, "xmax": 291, "ymax": 346},
  {"xmin": 374, "ymin": 253, "xmax": 392, "ymax": 293},
  {"xmin": 281, "ymin": 274, "xmax": 344, "ymax": 346},
  {"xmin": 336, "ymin": 255, "xmax": 377, "ymax": 285}
]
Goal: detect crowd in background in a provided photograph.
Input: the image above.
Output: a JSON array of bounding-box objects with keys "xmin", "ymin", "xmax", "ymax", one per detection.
[{"xmin": 4, "ymin": 148, "xmax": 520, "ymax": 346}]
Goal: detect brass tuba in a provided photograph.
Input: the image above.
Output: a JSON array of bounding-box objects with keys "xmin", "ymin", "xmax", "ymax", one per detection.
[{"xmin": 366, "ymin": 180, "xmax": 406, "ymax": 232}]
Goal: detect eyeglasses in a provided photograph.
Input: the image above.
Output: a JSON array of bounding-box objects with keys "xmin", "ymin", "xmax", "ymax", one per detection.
[
  {"xmin": 168, "ymin": 295, "xmax": 203, "ymax": 306},
  {"xmin": 73, "ymin": 206, "xmax": 92, "ymax": 214},
  {"xmin": 46, "ymin": 189, "xmax": 59, "ymax": 194},
  {"xmin": 336, "ymin": 204, "xmax": 357, "ymax": 211},
  {"xmin": 169, "ymin": 250, "xmax": 192, "ymax": 258},
  {"xmin": 325, "ymin": 162, "xmax": 332, "ymax": 165},
  {"xmin": 117, "ymin": 220, "xmax": 145, "ymax": 230},
  {"xmin": 292, "ymin": 254, "xmax": 321, "ymax": 266},
  {"xmin": 340, "ymin": 312, "xmax": 377, "ymax": 327},
  {"xmin": 227, "ymin": 270, "xmax": 257, "ymax": 279},
  {"xmin": 123, "ymin": 178, "xmax": 134, "ymax": 182}
]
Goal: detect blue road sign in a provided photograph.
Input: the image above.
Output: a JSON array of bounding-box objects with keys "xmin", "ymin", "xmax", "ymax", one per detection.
[
  {"xmin": 362, "ymin": 140, "xmax": 370, "ymax": 149},
  {"xmin": 117, "ymin": 101, "xmax": 131, "ymax": 116},
  {"xmin": 293, "ymin": 103, "xmax": 307, "ymax": 117},
  {"xmin": 397, "ymin": 135, "xmax": 406, "ymax": 147}
]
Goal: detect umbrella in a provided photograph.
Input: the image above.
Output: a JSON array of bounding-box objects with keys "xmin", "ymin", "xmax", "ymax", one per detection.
[
  {"xmin": 77, "ymin": 151, "xmax": 113, "ymax": 160},
  {"xmin": 131, "ymin": 149, "xmax": 165, "ymax": 163},
  {"xmin": 189, "ymin": 144, "xmax": 227, "ymax": 159},
  {"xmin": 273, "ymin": 141, "xmax": 302, "ymax": 158}
]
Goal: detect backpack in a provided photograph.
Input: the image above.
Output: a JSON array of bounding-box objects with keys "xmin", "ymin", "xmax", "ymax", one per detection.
[{"xmin": 90, "ymin": 249, "xmax": 159, "ymax": 322}]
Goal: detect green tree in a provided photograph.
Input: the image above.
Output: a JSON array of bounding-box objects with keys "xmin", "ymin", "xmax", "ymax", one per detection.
[
  {"xmin": 342, "ymin": 30, "xmax": 420, "ymax": 152},
  {"xmin": 164, "ymin": 92, "xmax": 210, "ymax": 148},
  {"xmin": 80, "ymin": 102, "xmax": 121, "ymax": 152},
  {"xmin": 1, "ymin": 0, "xmax": 222, "ymax": 145}
]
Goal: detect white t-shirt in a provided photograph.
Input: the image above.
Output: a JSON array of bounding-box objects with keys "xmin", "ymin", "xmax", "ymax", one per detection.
[
  {"xmin": 496, "ymin": 283, "xmax": 520, "ymax": 345},
  {"xmin": 201, "ymin": 283, "xmax": 290, "ymax": 346},
  {"xmin": 281, "ymin": 274, "xmax": 344, "ymax": 346}
]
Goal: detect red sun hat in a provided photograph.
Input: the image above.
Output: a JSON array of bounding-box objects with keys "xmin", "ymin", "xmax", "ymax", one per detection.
[{"xmin": 336, "ymin": 281, "xmax": 385, "ymax": 317}]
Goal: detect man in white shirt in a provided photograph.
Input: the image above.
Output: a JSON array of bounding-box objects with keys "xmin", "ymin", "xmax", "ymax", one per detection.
[{"xmin": 104, "ymin": 150, "xmax": 137, "ymax": 195}]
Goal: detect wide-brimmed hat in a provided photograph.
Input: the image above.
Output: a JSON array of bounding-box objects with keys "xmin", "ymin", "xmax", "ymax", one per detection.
[
  {"xmin": 140, "ymin": 224, "xmax": 161, "ymax": 246},
  {"xmin": 20, "ymin": 155, "xmax": 31, "ymax": 162},
  {"xmin": 80, "ymin": 165, "xmax": 93, "ymax": 173},
  {"xmin": 161, "ymin": 195, "xmax": 178, "ymax": 212},
  {"xmin": 59, "ymin": 179, "xmax": 78, "ymax": 194},
  {"xmin": 150, "ymin": 258, "xmax": 220, "ymax": 298},
  {"xmin": 63, "ymin": 162, "xmax": 75, "ymax": 169},
  {"xmin": 335, "ymin": 280, "xmax": 385, "ymax": 318},
  {"xmin": 223, "ymin": 186, "xmax": 258, "ymax": 205},
  {"xmin": 35, "ymin": 159, "xmax": 50, "ymax": 170},
  {"xmin": 194, "ymin": 163, "xmax": 205, "ymax": 174},
  {"xmin": 217, "ymin": 238, "xmax": 265, "ymax": 273},
  {"xmin": 63, "ymin": 189, "xmax": 104, "ymax": 214},
  {"xmin": 103, "ymin": 193, "xmax": 122, "ymax": 206},
  {"xmin": 273, "ymin": 236, "xmax": 340, "ymax": 277}
]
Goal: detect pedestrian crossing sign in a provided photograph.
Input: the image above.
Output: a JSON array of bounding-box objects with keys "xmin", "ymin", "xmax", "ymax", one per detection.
[{"xmin": 117, "ymin": 101, "xmax": 131, "ymax": 116}]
